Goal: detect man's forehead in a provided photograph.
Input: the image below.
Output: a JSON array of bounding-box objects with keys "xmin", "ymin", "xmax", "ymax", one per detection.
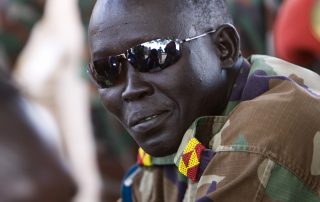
[
  {"xmin": 90, "ymin": 0, "xmax": 176, "ymax": 26},
  {"xmin": 89, "ymin": 0, "xmax": 195, "ymax": 34},
  {"xmin": 89, "ymin": 22, "xmax": 170, "ymax": 57},
  {"xmin": 89, "ymin": 0, "xmax": 193, "ymax": 59}
]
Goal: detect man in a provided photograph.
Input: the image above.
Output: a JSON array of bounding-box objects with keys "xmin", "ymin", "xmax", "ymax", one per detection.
[
  {"xmin": 0, "ymin": 1, "xmax": 77, "ymax": 201},
  {"xmin": 88, "ymin": 0, "xmax": 320, "ymax": 201}
]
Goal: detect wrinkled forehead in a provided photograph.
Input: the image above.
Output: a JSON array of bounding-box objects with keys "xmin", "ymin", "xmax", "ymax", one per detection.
[{"xmin": 89, "ymin": 0, "xmax": 195, "ymax": 60}]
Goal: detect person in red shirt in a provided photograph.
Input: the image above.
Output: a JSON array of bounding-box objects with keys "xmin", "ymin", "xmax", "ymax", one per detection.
[{"xmin": 274, "ymin": 0, "xmax": 320, "ymax": 74}]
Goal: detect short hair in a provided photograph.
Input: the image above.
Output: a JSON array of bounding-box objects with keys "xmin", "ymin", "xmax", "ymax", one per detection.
[
  {"xmin": 92, "ymin": 0, "xmax": 232, "ymax": 29},
  {"xmin": 184, "ymin": 0, "xmax": 233, "ymax": 32}
]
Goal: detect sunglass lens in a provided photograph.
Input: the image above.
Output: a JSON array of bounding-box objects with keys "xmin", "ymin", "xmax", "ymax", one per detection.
[
  {"xmin": 128, "ymin": 39, "xmax": 181, "ymax": 72},
  {"xmin": 89, "ymin": 39, "xmax": 182, "ymax": 88},
  {"xmin": 89, "ymin": 57, "xmax": 122, "ymax": 88}
]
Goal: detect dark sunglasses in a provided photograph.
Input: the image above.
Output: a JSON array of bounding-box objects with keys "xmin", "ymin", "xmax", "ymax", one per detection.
[{"xmin": 88, "ymin": 29, "xmax": 218, "ymax": 89}]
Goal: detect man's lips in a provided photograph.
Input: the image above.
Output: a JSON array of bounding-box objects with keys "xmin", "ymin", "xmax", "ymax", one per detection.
[{"xmin": 128, "ymin": 110, "xmax": 169, "ymax": 127}]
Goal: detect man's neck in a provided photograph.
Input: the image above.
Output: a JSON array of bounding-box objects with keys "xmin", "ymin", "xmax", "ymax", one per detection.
[{"xmin": 217, "ymin": 56, "xmax": 247, "ymax": 114}]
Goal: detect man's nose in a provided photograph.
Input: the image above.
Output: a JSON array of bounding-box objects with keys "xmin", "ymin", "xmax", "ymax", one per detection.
[{"xmin": 121, "ymin": 63, "xmax": 154, "ymax": 102}]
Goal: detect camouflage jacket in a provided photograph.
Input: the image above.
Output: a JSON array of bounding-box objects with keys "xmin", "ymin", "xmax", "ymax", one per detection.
[{"xmin": 121, "ymin": 55, "xmax": 320, "ymax": 202}]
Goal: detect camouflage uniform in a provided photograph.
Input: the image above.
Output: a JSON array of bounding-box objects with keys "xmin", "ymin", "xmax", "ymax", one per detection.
[{"xmin": 122, "ymin": 55, "xmax": 320, "ymax": 202}]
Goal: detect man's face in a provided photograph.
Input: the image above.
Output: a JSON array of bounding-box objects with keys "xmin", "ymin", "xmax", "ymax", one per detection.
[{"xmin": 89, "ymin": 0, "xmax": 228, "ymax": 156}]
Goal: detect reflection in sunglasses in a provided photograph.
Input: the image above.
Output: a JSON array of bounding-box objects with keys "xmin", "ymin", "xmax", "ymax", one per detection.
[{"xmin": 88, "ymin": 28, "xmax": 218, "ymax": 88}]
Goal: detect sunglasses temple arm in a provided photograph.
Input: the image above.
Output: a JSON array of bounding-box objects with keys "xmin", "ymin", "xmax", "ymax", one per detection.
[{"xmin": 181, "ymin": 29, "xmax": 216, "ymax": 43}]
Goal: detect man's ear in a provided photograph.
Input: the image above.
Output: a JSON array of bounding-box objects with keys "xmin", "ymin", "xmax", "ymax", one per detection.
[{"xmin": 213, "ymin": 24, "xmax": 240, "ymax": 68}]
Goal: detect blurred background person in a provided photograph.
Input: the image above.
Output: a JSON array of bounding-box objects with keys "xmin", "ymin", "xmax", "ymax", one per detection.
[
  {"xmin": 227, "ymin": 0, "xmax": 319, "ymax": 75},
  {"xmin": 12, "ymin": 0, "xmax": 102, "ymax": 201},
  {"xmin": 227, "ymin": 0, "xmax": 282, "ymax": 57},
  {"xmin": 0, "ymin": 0, "xmax": 77, "ymax": 201},
  {"xmin": 274, "ymin": 0, "xmax": 320, "ymax": 74}
]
